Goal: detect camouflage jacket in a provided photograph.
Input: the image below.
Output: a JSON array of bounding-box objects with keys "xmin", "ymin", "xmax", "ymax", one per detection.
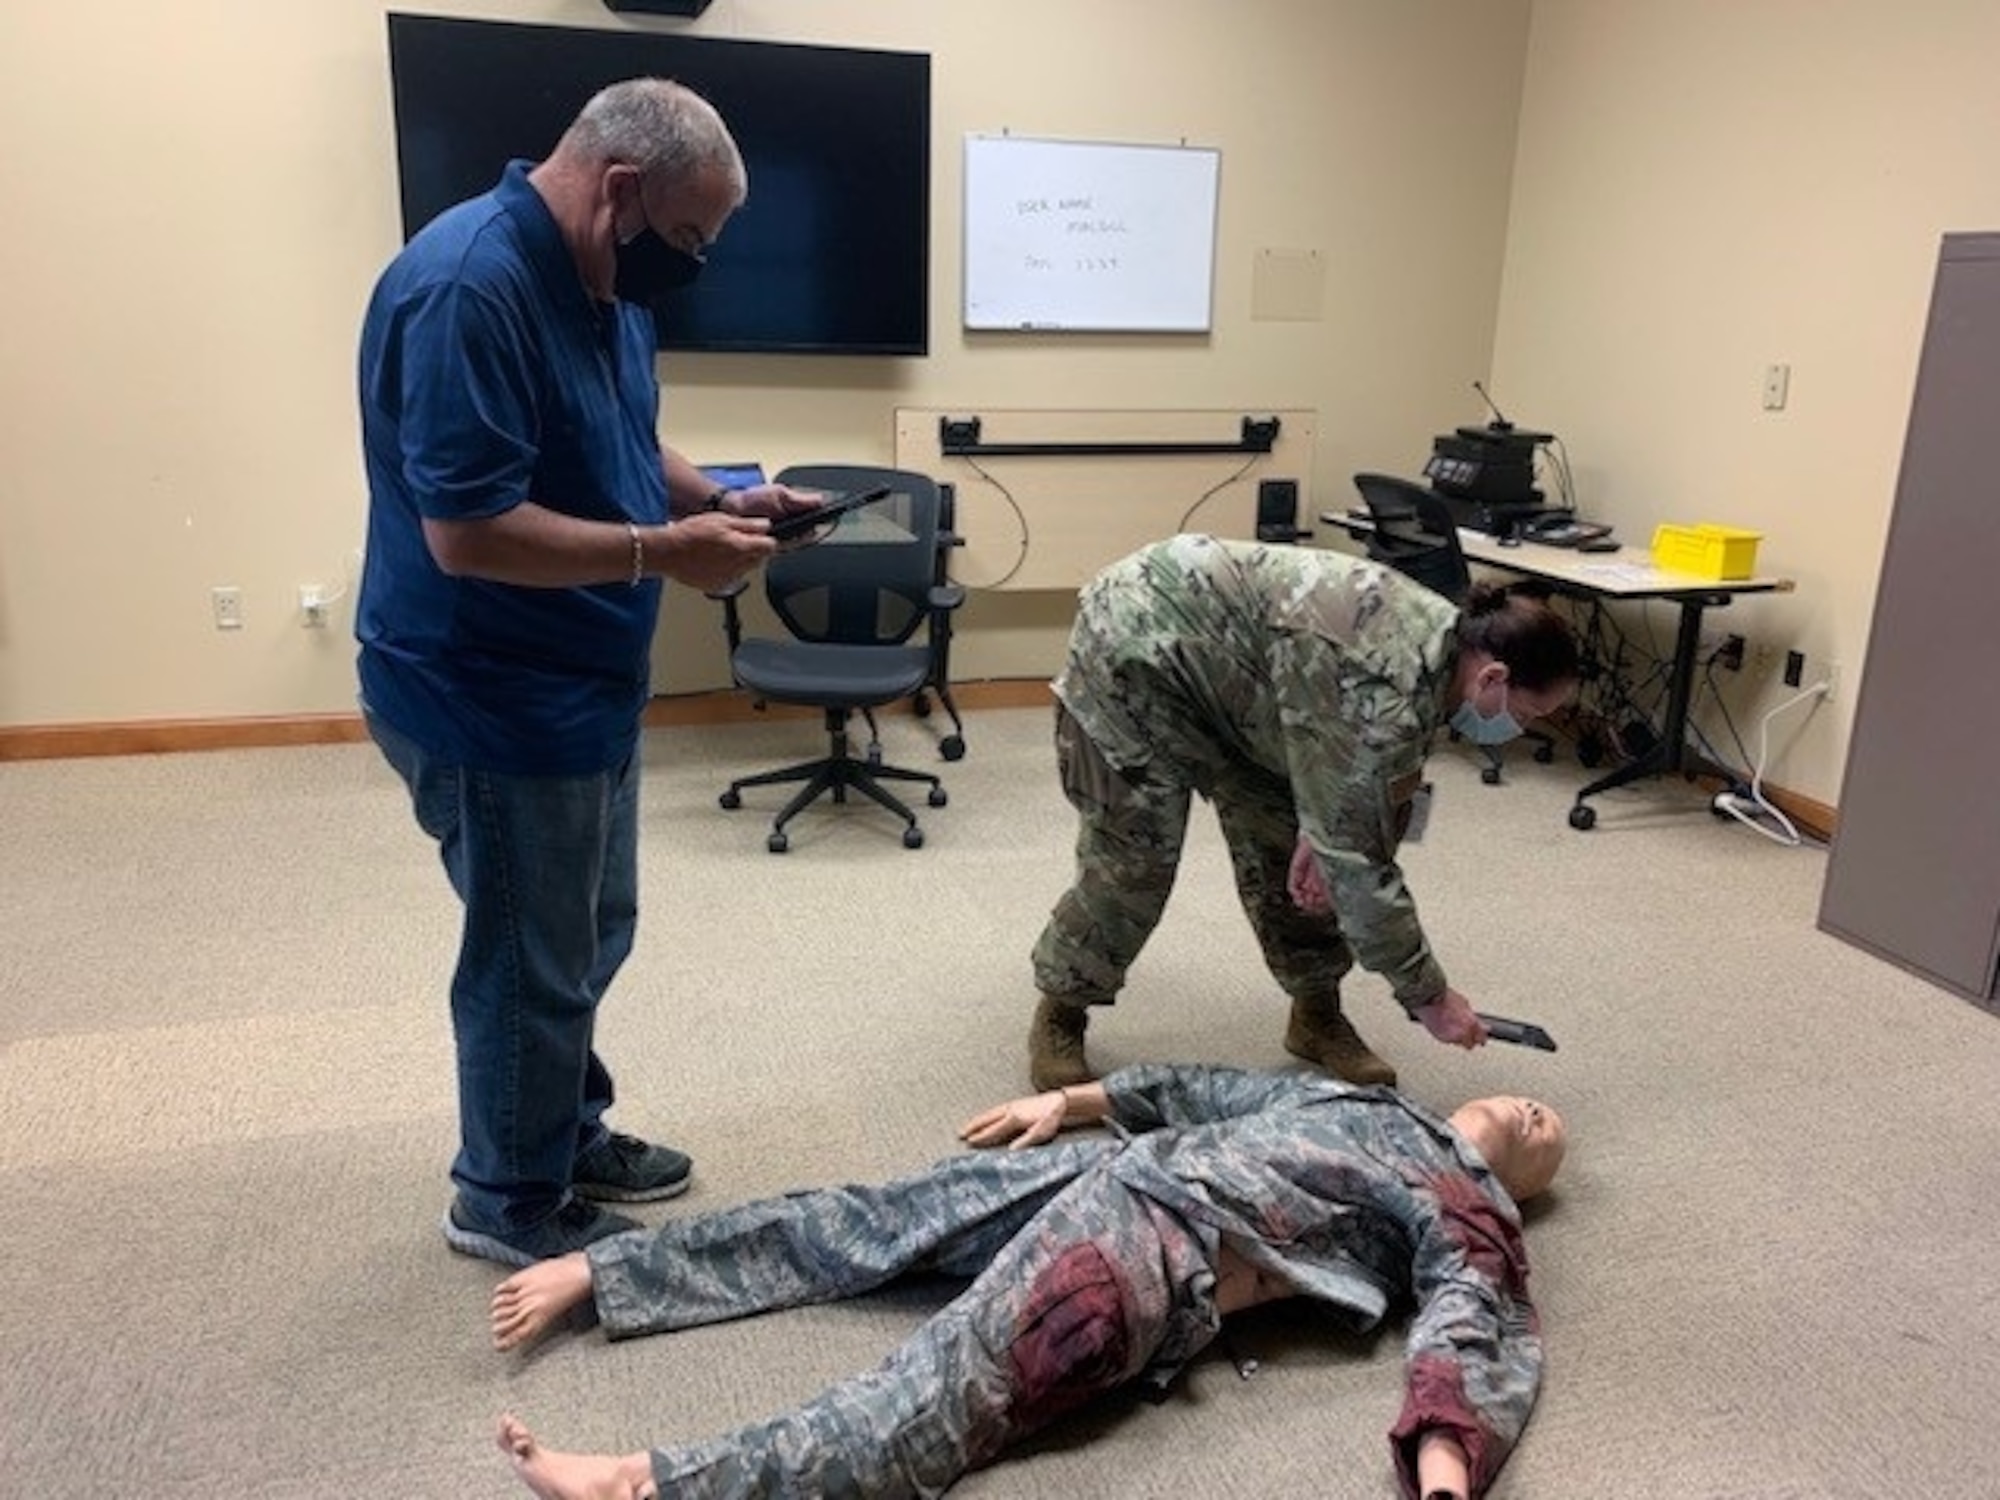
[
  {"xmin": 1102, "ymin": 1063, "xmax": 1543, "ymax": 1500},
  {"xmin": 1055, "ymin": 536, "xmax": 1461, "ymax": 1005}
]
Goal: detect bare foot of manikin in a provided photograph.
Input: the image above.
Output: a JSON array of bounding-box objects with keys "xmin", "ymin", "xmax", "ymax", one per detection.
[
  {"xmin": 497, "ymin": 1414, "xmax": 654, "ymax": 1500},
  {"xmin": 491, "ymin": 1251, "xmax": 594, "ymax": 1351}
]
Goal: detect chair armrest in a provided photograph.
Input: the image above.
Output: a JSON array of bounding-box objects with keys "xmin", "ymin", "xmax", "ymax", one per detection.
[
  {"xmin": 703, "ymin": 578, "xmax": 750, "ymax": 603},
  {"xmin": 930, "ymin": 582, "xmax": 966, "ymax": 613}
]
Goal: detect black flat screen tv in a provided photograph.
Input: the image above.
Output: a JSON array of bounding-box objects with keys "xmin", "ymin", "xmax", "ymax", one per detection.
[{"xmin": 386, "ymin": 13, "xmax": 931, "ymax": 356}]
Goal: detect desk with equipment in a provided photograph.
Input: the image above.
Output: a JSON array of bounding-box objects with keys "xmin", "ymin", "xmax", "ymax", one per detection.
[{"xmin": 1326, "ymin": 509, "xmax": 1796, "ymax": 830}]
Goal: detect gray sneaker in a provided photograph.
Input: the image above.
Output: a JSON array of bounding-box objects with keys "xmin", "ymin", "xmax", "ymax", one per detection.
[
  {"xmin": 441, "ymin": 1196, "xmax": 640, "ymax": 1269},
  {"xmin": 573, "ymin": 1131, "xmax": 694, "ymax": 1203}
]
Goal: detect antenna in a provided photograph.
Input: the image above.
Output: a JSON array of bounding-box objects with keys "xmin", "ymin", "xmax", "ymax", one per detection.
[{"xmin": 1471, "ymin": 380, "xmax": 1514, "ymax": 432}]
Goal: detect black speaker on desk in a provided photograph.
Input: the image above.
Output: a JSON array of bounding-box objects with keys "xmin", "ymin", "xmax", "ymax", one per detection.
[{"xmin": 1256, "ymin": 478, "xmax": 1310, "ymax": 543}]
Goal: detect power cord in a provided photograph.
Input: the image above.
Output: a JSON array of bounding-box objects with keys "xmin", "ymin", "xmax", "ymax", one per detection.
[
  {"xmin": 955, "ymin": 454, "xmax": 1031, "ymax": 590},
  {"xmin": 947, "ymin": 448, "xmax": 1264, "ymax": 590},
  {"xmin": 1176, "ymin": 453, "xmax": 1262, "ymax": 532},
  {"xmin": 1541, "ymin": 437, "xmax": 1578, "ymax": 512},
  {"xmin": 1709, "ymin": 679, "xmax": 1833, "ymax": 847},
  {"xmin": 298, "ymin": 544, "xmax": 366, "ymax": 625}
]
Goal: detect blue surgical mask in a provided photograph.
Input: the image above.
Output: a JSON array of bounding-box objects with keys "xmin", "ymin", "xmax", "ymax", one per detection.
[{"xmin": 1450, "ymin": 683, "xmax": 1523, "ymax": 746}]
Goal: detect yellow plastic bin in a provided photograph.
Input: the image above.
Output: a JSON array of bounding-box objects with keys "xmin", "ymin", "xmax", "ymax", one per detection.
[{"xmin": 1651, "ymin": 523, "xmax": 1763, "ymax": 580}]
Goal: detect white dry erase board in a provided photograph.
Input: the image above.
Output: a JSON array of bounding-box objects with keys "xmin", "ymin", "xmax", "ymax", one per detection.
[{"xmin": 962, "ymin": 135, "xmax": 1220, "ymax": 333}]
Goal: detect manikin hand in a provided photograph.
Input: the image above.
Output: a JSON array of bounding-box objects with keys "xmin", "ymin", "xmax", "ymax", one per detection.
[
  {"xmin": 958, "ymin": 1090, "xmax": 1069, "ymax": 1151},
  {"xmin": 1416, "ymin": 1429, "xmax": 1472, "ymax": 1499},
  {"xmin": 1414, "ymin": 988, "xmax": 1490, "ymax": 1048},
  {"xmin": 1287, "ymin": 835, "xmax": 1334, "ymax": 916}
]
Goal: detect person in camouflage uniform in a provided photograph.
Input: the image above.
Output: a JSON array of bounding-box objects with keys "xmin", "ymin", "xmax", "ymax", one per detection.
[
  {"xmin": 491, "ymin": 1063, "xmax": 1567, "ymax": 1500},
  {"xmin": 1029, "ymin": 534, "xmax": 1580, "ymax": 1092}
]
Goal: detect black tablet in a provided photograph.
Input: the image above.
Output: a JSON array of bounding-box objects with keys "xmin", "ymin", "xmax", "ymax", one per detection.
[
  {"xmin": 1476, "ymin": 1013, "xmax": 1559, "ymax": 1052},
  {"xmin": 767, "ymin": 485, "xmax": 895, "ymax": 543}
]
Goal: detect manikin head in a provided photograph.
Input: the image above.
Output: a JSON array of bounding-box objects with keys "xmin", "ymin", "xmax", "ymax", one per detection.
[{"xmin": 1448, "ymin": 1096, "xmax": 1569, "ymax": 1203}]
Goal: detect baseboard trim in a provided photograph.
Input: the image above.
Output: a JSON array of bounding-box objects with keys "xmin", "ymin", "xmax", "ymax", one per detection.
[
  {"xmin": 0, "ymin": 713, "xmax": 376, "ymax": 762},
  {"xmin": 0, "ymin": 680, "xmax": 1058, "ymax": 762},
  {"xmin": 0, "ymin": 684, "xmax": 1837, "ymax": 840}
]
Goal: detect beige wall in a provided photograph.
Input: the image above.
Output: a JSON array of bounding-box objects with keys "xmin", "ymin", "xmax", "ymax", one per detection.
[
  {"xmin": 20, "ymin": 3, "xmax": 1987, "ymax": 806},
  {"xmin": 0, "ymin": 1, "xmax": 1530, "ymax": 724},
  {"xmin": 1495, "ymin": 0, "xmax": 2000, "ymax": 803}
]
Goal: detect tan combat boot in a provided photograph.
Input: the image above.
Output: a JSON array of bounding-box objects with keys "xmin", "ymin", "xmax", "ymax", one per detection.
[
  {"xmin": 1028, "ymin": 995, "xmax": 1097, "ymax": 1091},
  {"xmin": 1284, "ymin": 994, "xmax": 1397, "ymax": 1088}
]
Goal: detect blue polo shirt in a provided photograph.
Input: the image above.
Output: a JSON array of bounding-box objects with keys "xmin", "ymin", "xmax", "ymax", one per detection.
[{"xmin": 356, "ymin": 161, "xmax": 670, "ymax": 775}]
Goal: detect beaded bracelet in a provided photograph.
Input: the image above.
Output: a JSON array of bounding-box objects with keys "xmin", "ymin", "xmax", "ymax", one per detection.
[{"xmin": 625, "ymin": 520, "xmax": 645, "ymax": 588}]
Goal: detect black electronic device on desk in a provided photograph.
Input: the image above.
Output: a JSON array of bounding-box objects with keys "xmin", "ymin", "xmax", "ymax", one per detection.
[
  {"xmin": 1518, "ymin": 513, "xmax": 1616, "ymax": 549},
  {"xmin": 1422, "ymin": 382, "xmax": 1557, "ymax": 535}
]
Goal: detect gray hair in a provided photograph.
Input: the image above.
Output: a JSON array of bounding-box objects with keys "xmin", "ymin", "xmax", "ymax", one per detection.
[{"xmin": 565, "ymin": 78, "xmax": 747, "ymax": 201}]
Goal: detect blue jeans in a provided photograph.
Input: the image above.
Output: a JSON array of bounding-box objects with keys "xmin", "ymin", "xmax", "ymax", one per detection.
[{"xmin": 366, "ymin": 710, "xmax": 637, "ymax": 1234}]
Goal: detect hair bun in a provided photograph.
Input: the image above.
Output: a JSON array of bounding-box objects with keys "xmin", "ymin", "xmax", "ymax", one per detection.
[{"xmin": 1463, "ymin": 580, "xmax": 1511, "ymax": 618}]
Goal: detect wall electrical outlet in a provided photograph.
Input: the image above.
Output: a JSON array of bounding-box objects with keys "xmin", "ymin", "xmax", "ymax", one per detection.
[
  {"xmin": 1821, "ymin": 660, "xmax": 1840, "ymax": 703},
  {"xmin": 298, "ymin": 585, "xmax": 329, "ymax": 629},
  {"xmin": 211, "ymin": 585, "xmax": 244, "ymax": 631},
  {"xmin": 1762, "ymin": 362, "xmax": 1791, "ymax": 411}
]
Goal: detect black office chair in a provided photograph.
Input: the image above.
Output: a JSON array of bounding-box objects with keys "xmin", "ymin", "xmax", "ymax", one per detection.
[
  {"xmin": 1352, "ymin": 472, "xmax": 1558, "ymax": 786},
  {"xmin": 904, "ymin": 480, "xmax": 967, "ymax": 762},
  {"xmin": 1354, "ymin": 472, "xmax": 1467, "ymax": 597},
  {"xmin": 715, "ymin": 464, "xmax": 965, "ymax": 852}
]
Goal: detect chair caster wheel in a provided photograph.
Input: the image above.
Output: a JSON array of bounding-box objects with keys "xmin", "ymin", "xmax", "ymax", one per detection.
[
  {"xmin": 767, "ymin": 831, "xmax": 790, "ymax": 853},
  {"xmin": 1481, "ymin": 766, "xmax": 1502, "ymax": 786},
  {"xmin": 1568, "ymin": 803, "xmax": 1597, "ymax": 831},
  {"xmin": 902, "ymin": 827, "xmax": 924, "ymax": 849},
  {"xmin": 940, "ymin": 735, "xmax": 966, "ymax": 762},
  {"xmin": 866, "ymin": 746, "xmax": 884, "ymax": 768},
  {"xmin": 928, "ymin": 786, "xmax": 948, "ymax": 807},
  {"xmin": 1534, "ymin": 743, "xmax": 1556, "ymax": 764},
  {"xmin": 720, "ymin": 789, "xmax": 742, "ymax": 810}
]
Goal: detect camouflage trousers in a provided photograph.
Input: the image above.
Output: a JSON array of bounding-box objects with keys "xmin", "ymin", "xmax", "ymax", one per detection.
[
  {"xmin": 1031, "ymin": 702, "xmax": 1355, "ymax": 1008},
  {"xmin": 585, "ymin": 1137, "xmax": 1221, "ymax": 1498}
]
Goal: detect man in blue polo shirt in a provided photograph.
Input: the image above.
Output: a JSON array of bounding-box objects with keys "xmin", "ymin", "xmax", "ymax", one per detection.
[{"xmin": 357, "ymin": 79, "xmax": 818, "ymax": 1267}]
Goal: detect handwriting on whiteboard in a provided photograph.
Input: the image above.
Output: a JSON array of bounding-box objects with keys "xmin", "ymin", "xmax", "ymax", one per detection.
[{"xmin": 966, "ymin": 136, "xmax": 1219, "ymax": 332}]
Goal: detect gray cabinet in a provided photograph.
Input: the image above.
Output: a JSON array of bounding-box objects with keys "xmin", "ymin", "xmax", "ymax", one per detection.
[{"xmin": 1819, "ymin": 233, "xmax": 2000, "ymax": 1006}]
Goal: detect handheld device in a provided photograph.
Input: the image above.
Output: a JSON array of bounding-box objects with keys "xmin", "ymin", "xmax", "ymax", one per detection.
[
  {"xmin": 1475, "ymin": 1012, "xmax": 1559, "ymax": 1052},
  {"xmin": 766, "ymin": 485, "xmax": 894, "ymax": 543}
]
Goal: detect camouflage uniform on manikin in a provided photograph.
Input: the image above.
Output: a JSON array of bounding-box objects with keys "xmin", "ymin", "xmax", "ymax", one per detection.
[
  {"xmin": 586, "ymin": 1064, "xmax": 1544, "ymax": 1499},
  {"xmin": 1034, "ymin": 535, "xmax": 1461, "ymax": 1017}
]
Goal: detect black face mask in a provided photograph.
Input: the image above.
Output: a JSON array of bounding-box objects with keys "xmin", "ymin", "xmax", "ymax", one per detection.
[{"xmin": 612, "ymin": 227, "xmax": 704, "ymax": 307}]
